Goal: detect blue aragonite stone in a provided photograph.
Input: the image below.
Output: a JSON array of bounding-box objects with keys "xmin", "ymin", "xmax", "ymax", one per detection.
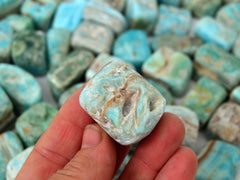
[
  {"xmin": 0, "ymin": 22, "xmax": 12, "ymax": 63},
  {"xmin": 224, "ymin": 0, "xmax": 240, "ymax": 3},
  {"xmin": 113, "ymin": 30, "xmax": 151, "ymax": 71},
  {"xmin": 195, "ymin": 44, "xmax": 240, "ymax": 90},
  {"xmin": 91, "ymin": 0, "xmax": 126, "ymax": 11},
  {"xmin": 47, "ymin": 28, "xmax": 71, "ymax": 69},
  {"xmin": 126, "ymin": 0, "xmax": 158, "ymax": 32},
  {"xmin": 0, "ymin": 0, "xmax": 23, "ymax": 17},
  {"xmin": 194, "ymin": 17, "xmax": 238, "ymax": 51},
  {"xmin": 16, "ymin": 103, "xmax": 58, "ymax": 147},
  {"xmin": 6, "ymin": 146, "xmax": 34, "ymax": 180},
  {"xmin": 80, "ymin": 60, "xmax": 166, "ymax": 145},
  {"xmin": 53, "ymin": 0, "xmax": 87, "ymax": 33},
  {"xmin": 158, "ymin": 0, "xmax": 181, "ymax": 6},
  {"xmin": 113, "ymin": 154, "xmax": 131, "ymax": 179},
  {"xmin": 21, "ymin": 0, "xmax": 57, "ymax": 30},
  {"xmin": 0, "ymin": 131, "xmax": 23, "ymax": 180},
  {"xmin": 233, "ymin": 34, "xmax": 240, "ymax": 59},
  {"xmin": 230, "ymin": 86, "xmax": 240, "ymax": 104},
  {"xmin": 0, "ymin": 64, "xmax": 42, "ymax": 113},
  {"xmin": 142, "ymin": 47, "xmax": 193, "ymax": 97},
  {"xmin": 196, "ymin": 140, "xmax": 240, "ymax": 180},
  {"xmin": 182, "ymin": 77, "xmax": 227, "ymax": 127},
  {"xmin": 154, "ymin": 5, "xmax": 191, "ymax": 36}
]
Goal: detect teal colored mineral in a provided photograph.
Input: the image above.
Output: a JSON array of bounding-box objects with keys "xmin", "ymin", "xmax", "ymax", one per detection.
[
  {"xmin": 47, "ymin": 50, "xmax": 94, "ymax": 98},
  {"xmin": 224, "ymin": 0, "xmax": 240, "ymax": 3},
  {"xmin": 11, "ymin": 30, "xmax": 47, "ymax": 76},
  {"xmin": 126, "ymin": 0, "xmax": 158, "ymax": 32},
  {"xmin": 0, "ymin": 64, "xmax": 42, "ymax": 113},
  {"xmin": 158, "ymin": 0, "xmax": 181, "ymax": 6},
  {"xmin": 47, "ymin": 28, "xmax": 71, "ymax": 69},
  {"xmin": 142, "ymin": 47, "xmax": 192, "ymax": 97},
  {"xmin": 0, "ymin": 22, "xmax": 12, "ymax": 63},
  {"xmin": 113, "ymin": 29, "xmax": 151, "ymax": 71},
  {"xmin": 182, "ymin": 77, "xmax": 227, "ymax": 127},
  {"xmin": 194, "ymin": 17, "xmax": 238, "ymax": 51},
  {"xmin": 89, "ymin": 0, "xmax": 126, "ymax": 11},
  {"xmin": 80, "ymin": 60, "xmax": 166, "ymax": 145},
  {"xmin": 0, "ymin": 131, "xmax": 24, "ymax": 180},
  {"xmin": 230, "ymin": 86, "xmax": 240, "ymax": 104},
  {"xmin": 196, "ymin": 140, "xmax": 240, "ymax": 180},
  {"xmin": 233, "ymin": 34, "xmax": 240, "ymax": 59},
  {"xmin": 154, "ymin": 5, "xmax": 191, "ymax": 36},
  {"xmin": 0, "ymin": 0, "xmax": 23, "ymax": 17}
]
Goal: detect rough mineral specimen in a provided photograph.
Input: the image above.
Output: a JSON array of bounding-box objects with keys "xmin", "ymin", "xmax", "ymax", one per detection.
[
  {"xmin": 11, "ymin": 30, "xmax": 47, "ymax": 76},
  {"xmin": 80, "ymin": 60, "xmax": 166, "ymax": 145},
  {"xmin": 182, "ymin": 77, "xmax": 227, "ymax": 127},
  {"xmin": 154, "ymin": 5, "xmax": 191, "ymax": 36},
  {"xmin": 233, "ymin": 34, "xmax": 240, "ymax": 59},
  {"xmin": 158, "ymin": 0, "xmax": 181, "ymax": 6},
  {"xmin": 194, "ymin": 17, "xmax": 238, "ymax": 51},
  {"xmin": 0, "ymin": 64, "xmax": 42, "ymax": 113},
  {"xmin": 0, "ymin": 0, "xmax": 23, "ymax": 17},
  {"xmin": 230, "ymin": 86, "xmax": 240, "ymax": 104},
  {"xmin": 89, "ymin": 0, "xmax": 126, "ymax": 11},
  {"xmin": 142, "ymin": 47, "xmax": 192, "ymax": 97},
  {"xmin": 196, "ymin": 140, "xmax": 240, "ymax": 180}
]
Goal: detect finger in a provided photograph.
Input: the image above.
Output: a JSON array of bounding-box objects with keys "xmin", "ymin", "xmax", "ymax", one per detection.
[
  {"xmin": 119, "ymin": 113, "xmax": 185, "ymax": 180},
  {"xmin": 50, "ymin": 124, "xmax": 117, "ymax": 180},
  {"xmin": 155, "ymin": 147, "xmax": 198, "ymax": 180}
]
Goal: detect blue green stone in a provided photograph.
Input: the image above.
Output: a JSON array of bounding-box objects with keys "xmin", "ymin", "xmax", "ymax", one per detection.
[
  {"xmin": 194, "ymin": 17, "xmax": 238, "ymax": 51},
  {"xmin": 182, "ymin": 77, "xmax": 227, "ymax": 127},
  {"xmin": 0, "ymin": 64, "xmax": 42, "ymax": 113},
  {"xmin": 80, "ymin": 60, "xmax": 166, "ymax": 145},
  {"xmin": 154, "ymin": 5, "xmax": 191, "ymax": 36},
  {"xmin": 224, "ymin": 0, "xmax": 240, "ymax": 3},
  {"xmin": 158, "ymin": 0, "xmax": 180, "ymax": 6},
  {"xmin": 0, "ymin": 21, "xmax": 12, "ymax": 63},
  {"xmin": 0, "ymin": 0, "xmax": 23, "ymax": 17},
  {"xmin": 113, "ymin": 154, "xmax": 131, "ymax": 179},
  {"xmin": 230, "ymin": 86, "xmax": 240, "ymax": 104},
  {"xmin": 0, "ymin": 131, "xmax": 24, "ymax": 180},
  {"xmin": 196, "ymin": 140, "xmax": 240, "ymax": 180},
  {"xmin": 233, "ymin": 34, "xmax": 240, "ymax": 59},
  {"xmin": 89, "ymin": 0, "xmax": 126, "ymax": 11}
]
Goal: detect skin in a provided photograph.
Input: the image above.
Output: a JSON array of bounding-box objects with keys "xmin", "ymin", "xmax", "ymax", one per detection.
[{"xmin": 17, "ymin": 86, "xmax": 198, "ymax": 180}]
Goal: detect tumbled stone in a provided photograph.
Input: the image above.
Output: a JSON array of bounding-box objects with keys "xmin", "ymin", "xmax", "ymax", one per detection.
[
  {"xmin": 11, "ymin": 30, "xmax": 47, "ymax": 76},
  {"xmin": 126, "ymin": 0, "xmax": 158, "ymax": 32},
  {"xmin": 224, "ymin": 0, "xmax": 240, "ymax": 3},
  {"xmin": 89, "ymin": 0, "xmax": 126, "ymax": 11},
  {"xmin": 154, "ymin": 5, "xmax": 191, "ymax": 36},
  {"xmin": 0, "ymin": 22, "xmax": 12, "ymax": 63},
  {"xmin": 59, "ymin": 83, "xmax": 84, "ymax": 107},
  {"xmin": 83, "ymin": 1, "xmax": 126, "ymax": 34},
  {"xmin": 113, "ymin": 30, "xmax": 151, "ymax": 71},
  {"xmin": 151, "ymin": 34, "xmax": 202, "ymax": 55},
  {"xmin": 47, "ymin": 50, "xmax": 94, "ymax": 98},
  {"xmin": 53, "ymin": 0, "xmax": 87, "ymax": 32},
  {"xmin": 196, "ymin": 140, "xmax": 240, "ymax": 180},
  {"xmin": 165, "ymin": 105, "xmax": 199, "ymax": 148},
  {"xmin": 16, "ymin": 103, "xmax": 57, "ymax": 147},
  {"xmin": 233, "ymin": 34, "xmax": 240, "ymax": 59},
  {"xmin": 0, "ymin": 0, "xmax": 23, "ymax": 17},
  {"xmin": 182, "ymin": 0, "xmax": 221, "ymax": 17},
  {"xmin": 6, "ymin": 146, "xmax": 34, "ymax": 180},
  {"xmin": 0, "ymin": 64, "xmax": 42, "ymax": 113},
  {"xmin": 47, "ymin": 28, "xmax": 71, "ymax": 69},
  {"xmin": 182, "ymin": 77, "xmax": 227, "ymax": 127},
  {"xmin": 230, "ymin": 86, "xmax": 240, "ymax": 104},
  {"xmin": 195, "ymin": 44, "xmax": 240, "ymax": 90},
  {"xmin": 142, "ymin": 47, "xmax": 192, "ymax": 97},
  {"xmin": 72, "ymin": 20, "xmax": 114, "ymax": 54},
  {"xmin": 0, "ymin": 131, "xmax": 24, "ymax": 180},
  {"xmin": 80, "ymin": 60, "xmax": 166, "ymax": 145},
  {"xmin": 194, "ymin": 17, "xmax": 238, "ymax": 51},
  {"xmin": 158, "ymin": 0, "xmax": 180, "ymax": 6}
]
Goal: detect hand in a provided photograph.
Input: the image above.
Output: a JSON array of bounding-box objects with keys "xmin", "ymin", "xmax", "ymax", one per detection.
[{"xmin": 17, "ymin": 86, "xmax": 198, "ymax": 180}]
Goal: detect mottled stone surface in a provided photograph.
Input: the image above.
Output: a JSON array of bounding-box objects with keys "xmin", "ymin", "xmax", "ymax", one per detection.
[
  {"xmin": 0, "ymin": 22, "xmax": 12, "ymax": 63},
  {"xmin": 113, "ymin": 154, "xmax": 131, "ymax": 179},
  {"xmin": 165, "ymin": 105, "xmax": 199, "ymax": 148},
  {"xmin": 80, "ymin": 60, "xmax": 166, "ymax": 145},
  {"xmin": 72, "ymin": 20, "xmax": 114, "ymax": 54},
  {"xmin": 182, "ymin": 77, "xmax": 227, "ymax": 127},
  {"xmin": 83, "ymin": 1, "xmax": 126, "ymax": 34},
  {"xmin": 59, "ymin": 83, "xmax": 84, "ymax": 107},
  {"xmin": 224, "ymin": 0, "xmax": 240, "ymax": 3},
  {"xmin": 11, "ymin": 30, "xmax": 47, "ymax": 76},
  {"xmin": 233, "ymin": 34, "xmax": 240, "ymax": 59},
  {"xmin": 194, "ymin": 44, "xmax": 240, "ymax": 90},
  {"xmin": 154, "ymin": 5, "xmax": 191, "ymax": 36},
  {"xmin": 6, "ymin": 146, "xmax": 33, "ymax": 180},
  {"xmin": 0, "ymin": 0, "xmax": 23, "ymax": 17},
  {"xmin": 126, "ymin": 0, "xmax": 158, "ymax": 32},
  {"xmin": 47, "ymin": 50, "xmax": 94, "ymax": 98},
  {"xmin": 16, "ymin": 103, "xmax": 57, "ymax": 147},
  {"xmin": 158, "ymin": 0, "xmax": 180, "ymax": 6},
  {"xmin": 0, "ymin": 64, "xmax": 42, "ymax": 113},
  {"xmin": 53, "ymin": 0, "xmax": 86, "ymax": 32},
  {"xmin": 89, "ymin": 0, "xmax": 126, "ymax": 11},
  {"xmin": 47, "ymin": 28, "xmax": 71, "ymax": 69},
  {"xmin": 113, "ymin": 30, "xmax": 151, "ymax": 70},
  {"xmin": 0, "ymin": 131, "xmax": 23, "ymax": 180},
  {"xmin": 183, "ymin": 0, "xmax": 221, "ymax": 17},
  {"xmin": 230, "ymin": 86, "xmax": 240, "ymax": 104},
  {"xmin": 196, "ymin": 140, "xmax": 240, "ymax": 180},
  {"xmin": 194, "ymin": 17, "xmax": 238, "ymax": 51},
  {"xmin": 142, "ymin": 47, "xmax": 192, "ymax": 97},
  {"xmin": 151, "ymin": 34, "xmax": 202, "ymax": 55}
]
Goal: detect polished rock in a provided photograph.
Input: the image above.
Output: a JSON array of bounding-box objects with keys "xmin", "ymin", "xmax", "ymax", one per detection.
[
  {"xmin": 233, "ymin": 34, "xmax": 240, "ymax": 59},
  {"xmin": 230, "ymin": 86, "xmax": 240, "ymax": 105},
  {"xmin": 158, "ymin": 0, "xmax": 180, "ymax": 6},
  {"xmin": 89, "ymin": 0, "xmax": 126, "ymax": 11},
  {"xmin": 0, "ymin": 22, "xmax": 12, "ymax": 63},
  {"xmin": 0, "ymin": 0, "xmax": 23, "ymax": 17}
]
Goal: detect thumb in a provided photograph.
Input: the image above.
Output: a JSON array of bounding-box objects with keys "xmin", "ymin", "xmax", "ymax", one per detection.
[{"xmin": 50, "ymin": 124, "xmax": 117, "ymax": 180}]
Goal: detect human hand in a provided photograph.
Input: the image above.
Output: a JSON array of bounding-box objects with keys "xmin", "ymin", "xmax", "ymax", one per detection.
[{"xmin": 17, "ymin": 86, "xmax": 198, "ymax": 180}]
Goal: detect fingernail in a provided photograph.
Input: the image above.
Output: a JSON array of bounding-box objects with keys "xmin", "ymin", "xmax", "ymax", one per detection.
[{"xmin": 82, "ymin": 124, "xmax": 102, "ymax": 149}]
